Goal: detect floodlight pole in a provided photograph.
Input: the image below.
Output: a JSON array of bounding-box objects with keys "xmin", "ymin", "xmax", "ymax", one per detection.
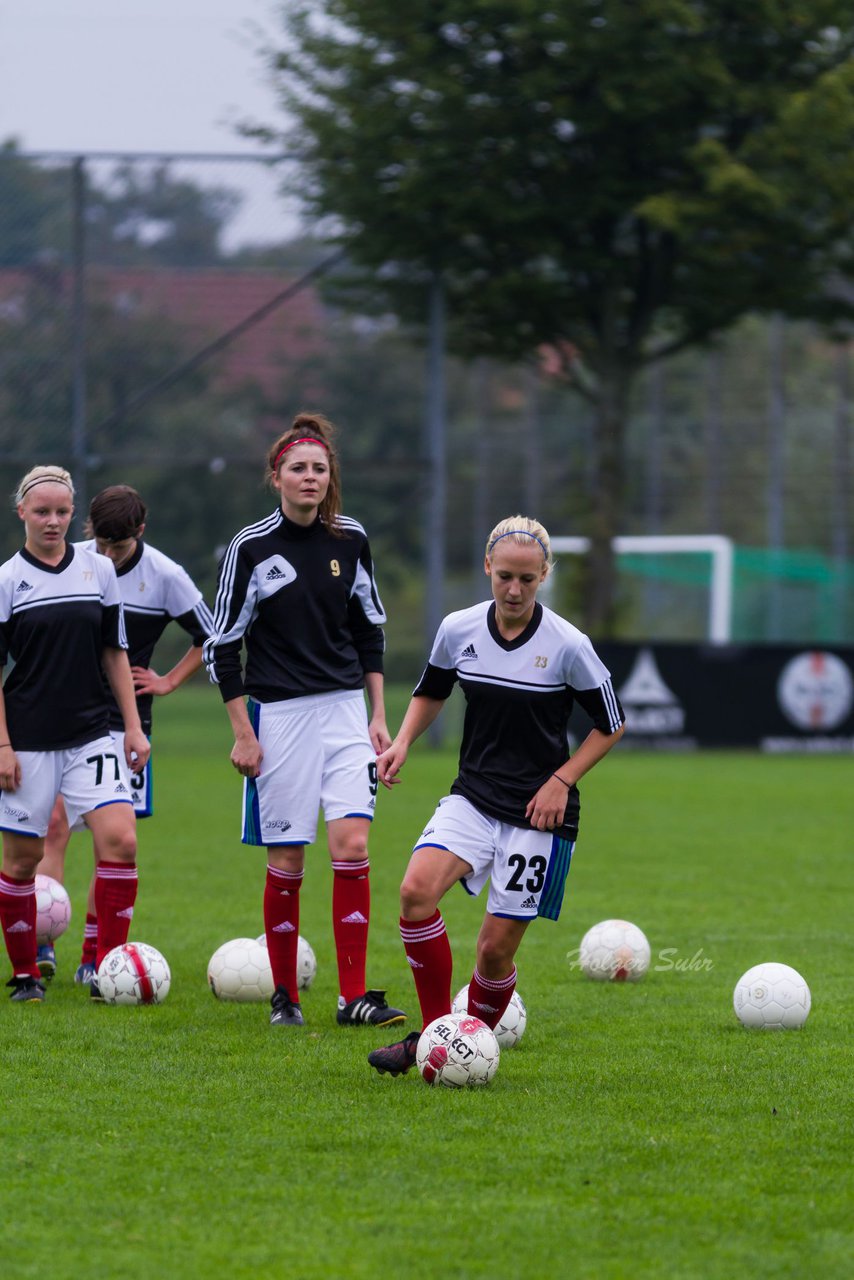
[{"xmin": 70, "ymin": 156, "xmax": 88, "ymax": 532}]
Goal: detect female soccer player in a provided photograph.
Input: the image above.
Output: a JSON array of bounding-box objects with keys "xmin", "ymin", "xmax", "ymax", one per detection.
[
  {"xmin": 0, "ymin": 466, "xmax": 149, "ymax": 1002},
  {"xmin": 37, "ymin": 484, "xmax": 215, "ymax": 983},
  {"xmin": 367, "ymin": 515, "xmax": 625, "ymax": 1076},
  {"xmin": 204, "ymin": 412, "xmax": 406, "ymax": 1030}
]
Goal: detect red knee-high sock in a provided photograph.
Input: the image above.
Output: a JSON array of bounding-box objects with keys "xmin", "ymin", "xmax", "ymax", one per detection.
[
  {"xmin": 0, "ymin": 873, "xmax": 40, "ymax": 979},
  {"xmin": 81, "ymin": 913, "xmax": 98, "ymax": 967},
  {"xmin": 332, "ymin": 857, "xmax": 370, "ymax": 1003},
  {"xmin": 264, "ymin": 864, "xmax": 303, "ymax": 999},
  {"xmin": 467, "ymin": 965, "xmax": 517, "ymax": 1029},
  {"xmin": 400, "ymin": 910, "xmax": 453, "ymax": 1031},
  {"xmin": 94, "ymin": 861, "xmax": 138, "ymax": 968}
]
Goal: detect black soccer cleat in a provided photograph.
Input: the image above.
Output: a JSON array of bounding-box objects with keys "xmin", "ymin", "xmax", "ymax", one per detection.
[
  {"xmin": 7, "ymin": 975, "xmax": 46, "ymax": 1003},
  {"xmin": 337, "ymin": 989, "xmax": 407, "ymax": 1027},
  {"xmin": 368, "ymin": 1031, "xmax": 421, "ymax": 1076},
  {"xmin": 37, "ymin": 944, "xmax": 57, "ymax": 982},
  {"xmin": 270, "ymin": 985, "xmax": 305, "ymax": 1027},
  {"xmin": 89, "ymin": 976, "xmax": 105, "ymax": 1002}
]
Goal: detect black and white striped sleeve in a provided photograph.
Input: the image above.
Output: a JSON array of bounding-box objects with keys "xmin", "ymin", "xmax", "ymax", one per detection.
[
  {"xmin": 203, "ymin": 538, "xmax": 258, "ymax": 702},
  {"xmin": 567, "ymin": 636, "xmax": 625, "ymax": 734}
]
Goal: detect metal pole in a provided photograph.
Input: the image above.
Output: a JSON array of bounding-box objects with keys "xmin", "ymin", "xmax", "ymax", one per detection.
[
  {"xmin": 766, "ymin": 313, "xmax": 785, "ymax": 640},
  {"xmin": 424, "ymin": 270, "xmax": 446, "ymax": 746},
  {"xmin": 71, "ymin": 156, "xmax": 88, "ymax": 531},
  {"xmin": 471, "ymin": 358, "xmax": 490, "ymax": 599}
]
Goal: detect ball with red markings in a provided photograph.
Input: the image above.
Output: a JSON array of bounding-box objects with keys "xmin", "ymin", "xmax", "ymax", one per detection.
[
  {"xmin": 452, "ymin": 985, "xmax": 527, "ymax": 1048},
  {"xmin": 35, "ymin": 874, "xmax": 72, "ymax": 943},
  {"xmin": 415, "ymin": 1012, "xmax": 500, "ymax": 1087},
  {"xmin": 579, "ymin": 919, "xmax": 650, "ymax": 982},
  {"xmin": 97, "ymin": 942, "xmax": 171, "ymax": 1005}
]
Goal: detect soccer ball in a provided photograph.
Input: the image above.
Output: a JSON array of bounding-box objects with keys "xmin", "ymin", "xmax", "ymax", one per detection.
[
  {"xmin": 35, "ymin": 874, "xmax": 71, "ymax": 943},
  {"xmin": 578, "ymin": 919, "xmax": 651, "ymax": 981},
  {"xmin": 208, "ymin": 937, "xmax": 274, "ymax": 1002},
  {"xmin": 255, "ymin": 933, "xmax": 317, "ymax": 991},
  {"xmin": 415, "ymin": 1012, "xmax": 500, "ymax": 1088},
  {"xmin": 451, "ymin": 985, "xmax": 527, "ymax": 1049},
  {"xmin": 97, "ymin": 942, "xmax": 171, "ymax": 1005},
  {"xmin": 733, "ymin": 962, "xmax": 811, "ymax": 1030}
]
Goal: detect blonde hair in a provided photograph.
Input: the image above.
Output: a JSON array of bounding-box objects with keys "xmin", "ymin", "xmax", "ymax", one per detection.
[
  {"xmin": 485, "ymin": 515, "xmax": 553, "ymax": 573},
  {"xmin": 14, "ymin": 465, "xmax": 75, "ymax": 506}
]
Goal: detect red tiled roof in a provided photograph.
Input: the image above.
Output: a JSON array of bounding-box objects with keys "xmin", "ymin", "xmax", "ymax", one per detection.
[{"xmin": 0, "ymin": 265, "xmax": 326, "ymax": 397}]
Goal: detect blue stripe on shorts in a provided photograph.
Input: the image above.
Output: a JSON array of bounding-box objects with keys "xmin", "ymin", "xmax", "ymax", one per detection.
[{"xmin": 538, "ymin": 836, "xmax": 575, "ymax": 921}]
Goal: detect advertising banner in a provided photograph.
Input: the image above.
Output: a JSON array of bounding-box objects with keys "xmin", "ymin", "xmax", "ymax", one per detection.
[{"xmin": 572, "ymin": 643, "xmax": 854, "ymax": 751}]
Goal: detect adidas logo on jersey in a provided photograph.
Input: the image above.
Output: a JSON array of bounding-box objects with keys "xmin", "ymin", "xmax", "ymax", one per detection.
[
  {"xmin": 272, "ymin": 920, "xmax": 296, "ymax": 933},
  {"xmin": 340, "ymin": 910, "xmax": 368, "ymax": 925},
  {"xmin": 520, "ymin": 894, "xmax": 538, "ymax": 909},
  {"xmin": 15, "ymin": 580, "xmax": 33, "ymax": 593},
  {"xmin": 265, "ymin": 564, "xmax": 288, "ymax": 581},
  {"xmin": 460, "ymin": 644, "xmax": 478, "ymax": 660},
  {"xmin": 114, "ymin": 783, "xmax": 128, "ymax": 793},
  {"xmin": 7, "ymin": 920, "xmax": 32, "ymax": 933}
]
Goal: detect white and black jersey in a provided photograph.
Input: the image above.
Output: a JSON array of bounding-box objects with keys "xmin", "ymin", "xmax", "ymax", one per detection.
[
  {"xmin": 77, "ymin": 539, "xmax": 214, "ymax": 734},
  {"xmin": 0, "ymin": 545, "xmax": 126, "ymax": 751},
  {"xmin": 415, "ymin": 600, "xmax": 624, "ymax": 840},
  {"xmin": 204, "ymin": 509, "xmax": 386, "ymax": 704}
]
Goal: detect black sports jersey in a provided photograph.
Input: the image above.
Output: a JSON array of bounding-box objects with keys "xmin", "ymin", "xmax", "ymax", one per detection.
[
  {"xmin": 0, "ymin": 544, "xmax": 126, "ymax": 751},
  {"xmin": 415, "ymin": 600, "xmax": 624, "ymax": 839},
  {"xmin": 204, "ymin": 509, "xmax": 385, "ymax": 703},
  {"xmin": 77, "ymin": 539, "xmax": 214, "ymax": 734}
]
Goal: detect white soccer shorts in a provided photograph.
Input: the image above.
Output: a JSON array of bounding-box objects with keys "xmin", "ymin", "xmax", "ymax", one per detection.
[
  {"xmin": 241, "ymin": 689, "xmax": 378, "ymax": 847},
  {"xmin": 413, "ymin": 794, "xmax": 575, "ymax": 921},
  {"xmin": 0, "ymin": 736, "xmax": 133, "ymax": 838}
]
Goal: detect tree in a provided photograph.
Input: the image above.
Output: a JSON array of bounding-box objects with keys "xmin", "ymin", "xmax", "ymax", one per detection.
[{"xmin": 255, "ymin": 0, "xmax": 854, "ymax": 629}]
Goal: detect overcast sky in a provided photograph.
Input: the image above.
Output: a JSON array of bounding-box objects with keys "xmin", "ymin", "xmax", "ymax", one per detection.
[{"xmin": 0, "ymin": 0, "xmax": 300, "ymax": 245}]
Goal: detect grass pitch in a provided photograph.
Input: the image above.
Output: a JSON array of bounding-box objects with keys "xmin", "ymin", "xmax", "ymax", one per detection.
[{"xmin": 1, "ymin": 685, "xmax": 852, "ymax": 1279}]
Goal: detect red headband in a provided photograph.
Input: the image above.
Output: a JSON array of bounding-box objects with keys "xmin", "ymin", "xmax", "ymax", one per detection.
[{"xmin": 273, "ymin": 437, "xmax": 329, "ymax": 470}]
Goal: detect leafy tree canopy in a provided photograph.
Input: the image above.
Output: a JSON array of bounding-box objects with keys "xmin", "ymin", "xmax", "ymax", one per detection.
[{"xmin": 259, "ymin": 1, "xmax": 854, "ymax": 380}]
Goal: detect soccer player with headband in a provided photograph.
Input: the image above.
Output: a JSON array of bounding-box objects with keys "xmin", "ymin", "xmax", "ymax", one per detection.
[
  {"xmin": 0, "ymin": 465, "xmax": 150, "ymax": 1003},
  {"xmin": 204, "ymin": 412, "xmax": 407, "ymax": 1031},
  {"xmin": 368, "ymin": 513, "xmax": 625, "ymax": 1077}
]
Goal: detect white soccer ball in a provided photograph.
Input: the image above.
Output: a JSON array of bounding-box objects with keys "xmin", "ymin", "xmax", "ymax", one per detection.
[
  {"xmin": 208, "ymin": 937, "xmax": 274, "ymax": 1002},
  {"xmin": 579, "ymin": 918, "xmax": 651, "ymax": 981},
  {"xmin": 416, "ymin": 1012, "xmax": 500, "ymax": 1088},
  {"xmin": 733, "ymin": 962, "xmax": 811, "ymax": 1030},
  {"xmin": 255, "ymin": 933, "xmax": 317, "ymax": 991},
  {"xmin": 35, "ymin": 874, "xmax": 72, "ymax": 943},
  {"xmin": 451, "ymin": 985, "xmax": 527, "ymax": 1048},
  {"xmin": 97, "ymin": 942, "xmax": 171, "ymax": 1005}
]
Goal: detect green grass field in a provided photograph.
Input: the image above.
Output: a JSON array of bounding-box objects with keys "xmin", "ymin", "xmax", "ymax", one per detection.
[{"xmin": 2, "ymin": 684, "xmax": 852, "ymax": 1279}]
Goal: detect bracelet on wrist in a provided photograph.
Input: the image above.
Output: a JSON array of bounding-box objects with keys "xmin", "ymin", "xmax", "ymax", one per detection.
[{"xmin": 552, "ymin": 772, "xmax": 572, "ymax": 788}]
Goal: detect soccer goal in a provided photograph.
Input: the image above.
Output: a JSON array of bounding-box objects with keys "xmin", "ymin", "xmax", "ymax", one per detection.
[{"xmin": 549, "ymin": 534, "xmax": 734, "ymax": 643}]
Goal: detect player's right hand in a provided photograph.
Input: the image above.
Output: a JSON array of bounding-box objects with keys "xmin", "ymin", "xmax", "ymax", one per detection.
[{"xmin": 231, "ymin": 735, "xmax": 263, "ymax": 778}]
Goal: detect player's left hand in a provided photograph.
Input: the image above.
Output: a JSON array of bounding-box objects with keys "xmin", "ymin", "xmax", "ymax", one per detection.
[
  {"xmin": 132, "ymin": 665, "xmax": 172, "ymax": 697},
  {"xmin": 525, "ymin": 777, "xmax": 569, "ymax": 831}
]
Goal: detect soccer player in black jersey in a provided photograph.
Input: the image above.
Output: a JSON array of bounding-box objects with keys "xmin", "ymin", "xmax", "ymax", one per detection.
[
  {"xmin": 205, "ymin": 412, "xmax": 406, "ymax": 1030},
  {"xmin": 36, "ymin": 484, "xmax": 214, "ymax": 984},
  {"xmin": 368, "ymin": 515, "xmax": 625, "ymax": 1076},
  {"xmin": 0, "ymin": 467, "xmax": 150, "ymax": 1002}
]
